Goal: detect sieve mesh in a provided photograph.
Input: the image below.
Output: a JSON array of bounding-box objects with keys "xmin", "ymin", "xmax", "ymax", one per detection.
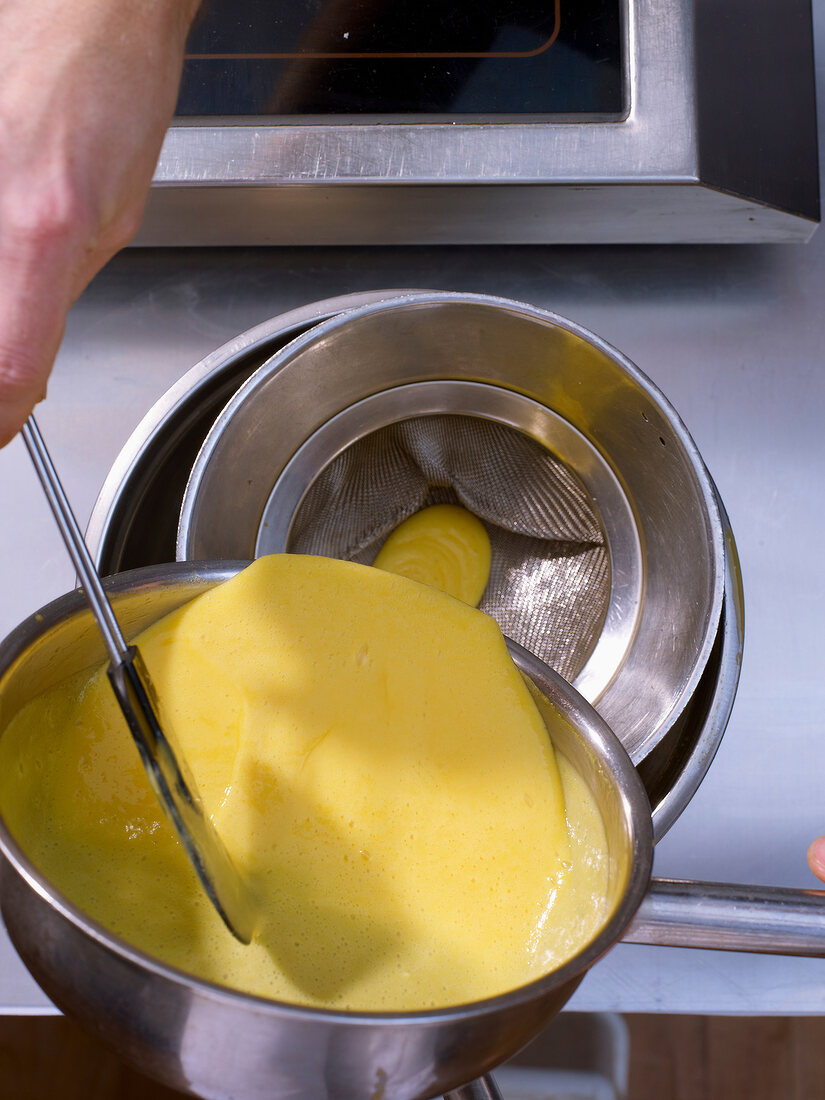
[{"xmin": 287, "ymin": 415, "xmax": 610, "ymax": 682}]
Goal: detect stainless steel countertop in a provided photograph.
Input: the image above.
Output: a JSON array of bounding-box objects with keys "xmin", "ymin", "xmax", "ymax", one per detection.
[{"xmin": 2, "ymin": 25, "xmax": 825, "ymax": 1019}]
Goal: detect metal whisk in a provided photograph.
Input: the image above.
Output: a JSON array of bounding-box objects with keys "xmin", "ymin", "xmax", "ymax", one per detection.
[{"xmin": 22, "ymin": 416, "xmax": 255, "ymax": 944}]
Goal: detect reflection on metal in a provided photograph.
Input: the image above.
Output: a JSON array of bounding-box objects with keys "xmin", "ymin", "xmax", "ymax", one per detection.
[
  {"xmin": 625, "ymin": 879, "xmax": 825, "ymax": 957},
  {"xmin": 444, "ymin": 1074, "xmax": 504, "ymax": 1100},
  {"xmin": 139, "ymin": 0, "xmax": 818, "ymax": 244}
]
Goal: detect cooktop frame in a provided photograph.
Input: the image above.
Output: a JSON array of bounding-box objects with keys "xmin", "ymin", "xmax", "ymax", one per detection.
[{"xmin": 137, "ymin": 0, "xmax": 819, "ymax": 245}]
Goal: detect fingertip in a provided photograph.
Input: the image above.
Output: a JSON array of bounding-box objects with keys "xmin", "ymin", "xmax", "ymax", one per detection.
[
  {"xmin": 0, "ymin": 365, "xmax": 49, "ymax": 448},
  {"xmin": 807, "ymin": 836, "xmax": 825, "ymax": 883},
  {"xmin": 0, "ymin": 406, "xmax": 27, "ymax": 448},
  {"xmin": 0, "ymin": 389, "xmax": 39, "ymax": 448}
]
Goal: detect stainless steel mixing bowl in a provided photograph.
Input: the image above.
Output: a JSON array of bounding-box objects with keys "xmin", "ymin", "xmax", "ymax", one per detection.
[
  {"xmin": 177, "ymin": 293, "xmax": 725, "ymax": 767},
  {"xmin": 83, "ymin": 291, "xmax": 744, "ymax": 841},
  {"xmin": 0, "ymin": 562, "xmax": 653, "ymax": 1100}
]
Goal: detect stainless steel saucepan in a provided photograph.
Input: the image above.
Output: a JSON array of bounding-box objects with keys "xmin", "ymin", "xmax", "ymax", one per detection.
[{"xmin": 0, "ymin": 562, "xmax": 823, "ymax": 1100}]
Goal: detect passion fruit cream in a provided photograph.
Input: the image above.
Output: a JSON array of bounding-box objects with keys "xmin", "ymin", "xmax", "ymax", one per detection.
[
  {"xmin": 373, "ymin": 503, "xmax": 492, "ymax": 606},
  {"xmin": 0, "ymin": 554, "xmax": 608, "ymax": 1010}
]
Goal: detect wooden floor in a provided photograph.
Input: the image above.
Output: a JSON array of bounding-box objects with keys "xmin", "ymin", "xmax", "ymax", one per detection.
[
  {"xmin": 625, "ymin": 1015, "xmax": 825, "ymax": 1099},
  {"xmin": 1, "ymin": 1014, "xmax": 825, "ymax": 1099}
]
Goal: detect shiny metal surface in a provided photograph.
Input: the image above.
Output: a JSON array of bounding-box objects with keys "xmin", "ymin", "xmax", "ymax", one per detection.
[
  {"xmin": 0, "ymin": 564, "xmax": 653, "ymax": 1100},
  {"xmin": 626, "ymin": 880, "xmax": 825, "ymax": 957},
  {"xmin": 179, "ymin": 293, "xmax": 725, "ymax": 767},
  {"xmin": 637, "ymin": 494, "xmax": 744, "ymax": 842},
  {"xmin": 445, "ymin": 1077, "xmax": 504, "ymax": 1100},
  {"xmin": 21, "ymin": 419, "xmax": 254, "ymax": 945},
  {"xmin": 136, "ymin": 0, "xmax": 818, "ymax": 244}
]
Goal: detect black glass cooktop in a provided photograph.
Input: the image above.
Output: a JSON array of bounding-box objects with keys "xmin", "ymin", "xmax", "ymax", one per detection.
[{"xmin": 176, "ymin": 0, "xmax": 624, "ymax": 117}]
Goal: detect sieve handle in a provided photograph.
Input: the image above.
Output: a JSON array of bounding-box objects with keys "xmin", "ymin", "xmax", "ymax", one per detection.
[
  {"xmin": 444, "ymin": 1073, "xmax": 503, "ymax": 1100},
  {"xmin": 623, "ymin": 877, "xmax": 825, "ymax": 956}
]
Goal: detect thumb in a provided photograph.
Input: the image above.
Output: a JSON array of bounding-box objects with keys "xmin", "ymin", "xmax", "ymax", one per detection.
[
  {"xmin": 0, "ymin": 237, "xmax": 71, "ymax": 446},
  {"xmin": 0, "ymin": 347, "xmax": 55, "ymax": 447}
]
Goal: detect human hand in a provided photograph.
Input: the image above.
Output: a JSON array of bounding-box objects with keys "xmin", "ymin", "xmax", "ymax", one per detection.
[{"xmin": 0, "ymin": 0, "xmax": 200, "ymax": 446}]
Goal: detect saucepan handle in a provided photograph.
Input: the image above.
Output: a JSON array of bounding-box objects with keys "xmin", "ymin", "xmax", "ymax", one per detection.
[
  {"xmin": 444, "ymin": 1074, "xmax": 503, "ymax": 1100},
  {"xmin": 443, "ymin": 877, "xmax": 825, "ymax": 1099},
  {"xmin": 623, "ymin": 877, "xmax": 825, "ymax": 956}
]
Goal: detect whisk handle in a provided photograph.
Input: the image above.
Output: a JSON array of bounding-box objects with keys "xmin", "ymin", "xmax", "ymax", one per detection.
[{"xmin": 21, "ymin": 415, "xmax": 128, "ymax": 666}]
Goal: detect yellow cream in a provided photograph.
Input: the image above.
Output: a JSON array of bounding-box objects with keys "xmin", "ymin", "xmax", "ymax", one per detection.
[
  {"xmin": 373, "ymin": 504, "xmax": 491, "ymax": 606},
  {"xmin": 0, "ymin": 555, "xmax": 608, "ymax": 1010}
]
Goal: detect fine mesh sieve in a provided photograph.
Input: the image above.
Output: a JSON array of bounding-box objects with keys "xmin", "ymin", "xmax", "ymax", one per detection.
[
  {"xmin": 285, "ymin": 414, "xmax": 609, "ymax": 684},
  {"xmin": 254, "ymin": 378, "xmax": 641, "ymax": 706}
]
